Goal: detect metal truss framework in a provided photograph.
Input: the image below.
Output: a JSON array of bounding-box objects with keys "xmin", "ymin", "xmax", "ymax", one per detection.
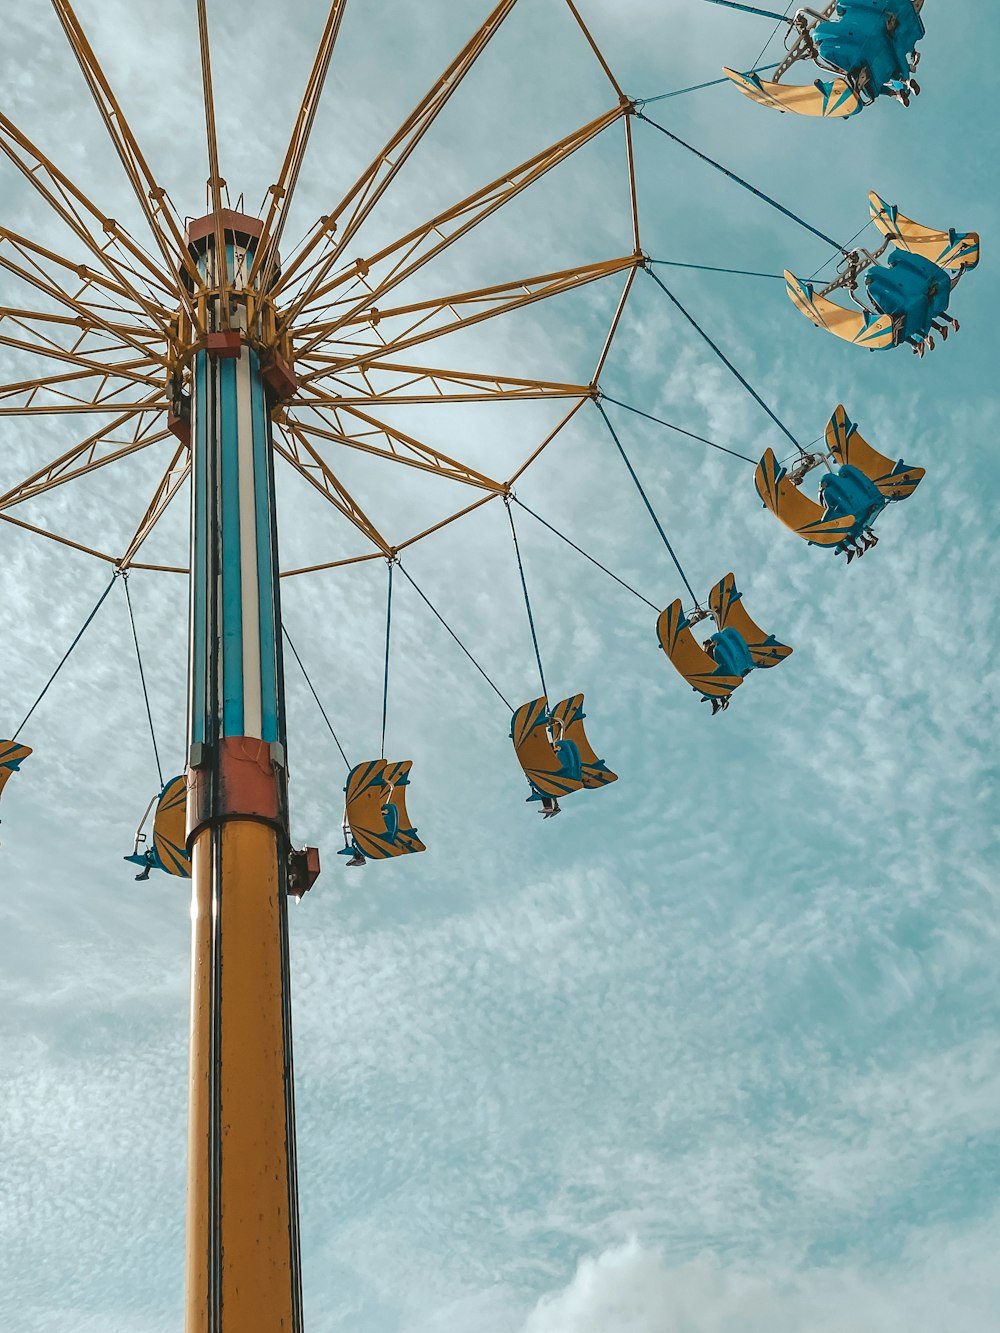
[{"xmin": 0, "ymin": 0, "xmax": 647, "ymax": 580}]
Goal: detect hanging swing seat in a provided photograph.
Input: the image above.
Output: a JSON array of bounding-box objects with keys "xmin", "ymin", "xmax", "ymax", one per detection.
[
  {"xmin": 708, "ymin": 574, "xmax": 793, "ymax": 670},
  {"xmin": 826, "ymin": 404, "xmax": 925, "ymax": 500},
  {"xmin": 754, "ymin": 448, "xmax": 859, "ymax": 546},
  {"xmin": 125, "ymin": 775, "xmax": 192, "ymax": 880},
  {"xmin": 658, "ymin": 578, "xmax": 790, "ymax": 710},
  {"xmin": 511, "ymin": 697, "xmax": 586, "ymax": 802},
  {"xmin": 723, "ymin": 67, "xmax": 861, "ymax": 119},
  {"xmin": 548, "ymin": 694, "xmax": 618, "ymax": 790},
  {"xmin": 657, "ymin": 601, "xmax": 742, "ymax": 703},
  {"xmin": 725, "ymin": 1, "xmax": 924, "ymax": 118},
  {"xmin": 788, "ymin": 195, "xmax": 978, "ymax": 353},
  {"xmin": 0, "ymin": 740, "xmax": 31, "ymax": 803},
  {"xmin": 784, "ymin": 271, "xmax": 897, "ymax": 349},
  {"xmin": 869, "ymin": 193, "xmax": 980, "ymax": 272},
  {"xmin": 339, "ymin": 758, "xmax": 425, "ymax": 864}
]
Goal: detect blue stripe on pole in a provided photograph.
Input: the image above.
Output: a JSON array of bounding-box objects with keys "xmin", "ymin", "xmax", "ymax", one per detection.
[
  {"xmin": 249, "ymin": 349, "xmax": 279, "ymax": 743},
  {"xmin": 191, "ymin": 351, "xmax": 210, "ymax": 746},
  {"xmin": 219, "ymin": 357, "xmax": 245, "ymax": 736}
]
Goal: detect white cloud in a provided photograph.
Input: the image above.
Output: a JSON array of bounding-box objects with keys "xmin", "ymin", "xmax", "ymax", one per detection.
[{"xmin": 523, "ymin": 1237, "xmax": 1000, "ymax": 1333}]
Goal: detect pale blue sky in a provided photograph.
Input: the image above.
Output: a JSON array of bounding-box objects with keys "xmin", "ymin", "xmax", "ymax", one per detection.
[{"xmin": 1, "ymin": 2, "xmax": 998, "ymax": 1330}]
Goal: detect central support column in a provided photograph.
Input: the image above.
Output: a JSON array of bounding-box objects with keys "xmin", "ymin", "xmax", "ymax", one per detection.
[{"xmin": 183, "ymin": 212, "xmax": 303, "ymax": 1333}]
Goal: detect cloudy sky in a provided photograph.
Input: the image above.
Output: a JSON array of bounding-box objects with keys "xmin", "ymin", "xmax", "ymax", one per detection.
[{"xmin": 1, "ymin": 1, "xmax": 998, "ymax": 1330}]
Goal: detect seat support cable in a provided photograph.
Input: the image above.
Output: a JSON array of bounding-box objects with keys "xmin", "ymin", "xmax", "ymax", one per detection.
[
  {"xmin": 650, "ymin": 258, "xmax": 783, "ymax": 281},
  {"xmin": 395, "ymin": 562, "xmax": 513, "ymax": 713},
  {"xmin": 595, "ymin": 400, "xmax": 702, "ymax": 609},
  {"xmin": 281, "ymin": 624, "xmax": 351, "ymax": 770},
  {"xmin": 700, "ymin": 0, "xmax": 794, "ymax": 23},
  {"xmin": 635, "ymin": 62, "xmax": 780, "ymax": 105},
  {"xmin": 600, "ymin": 394, "xmax": 757, "ymax": 465},
  {"xmin": 13, "ymin": 572, "xmax": 119, "ymax": 741},
  {"xmin": 638, "ymin": 111, "xmax": 844, "ymax": 253},
  {"xmin": 513, "ymin": 498, "xmax": 660, "ymax": 612},
  {"xmin": 505, "ymin": 498, "xmax": 548, "ymax": 701},
  {"xmin": 381, "ymin": 559, "xmax": 393, "ymax": 760},
  {"xmin": 122, "ymin": 573, "xmax": 164, "ymax": 788},
  {"xmin": 646, "ymin": 267, "xmax": 807, "ymax": 458}
]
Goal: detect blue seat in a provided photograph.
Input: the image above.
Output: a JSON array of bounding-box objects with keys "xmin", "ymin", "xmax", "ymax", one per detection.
[
  {"xmin": 865, "ymin": 252, "xmax": 952, "ymax": 343},
  {"xmin": 528, "ymin": 737, "xmax": 582, "ymax": 802},
  {"xmin": 382, "ymin": 800, "xmax": 400, "ymax": 841},
  {"xmin": 820, "ymin": 465, "xmax": 885, "ymax": 523},
  {"xmin": 815, "ymin": 1, "xmax": 925, "ymax": 100},
  {"xmin": 705, "ymin": 627, "xmax": 755, "ymax": 680}
]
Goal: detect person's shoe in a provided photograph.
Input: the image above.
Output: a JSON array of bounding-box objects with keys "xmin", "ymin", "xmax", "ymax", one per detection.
[{"xmin": 347, "ymin": 853, "xmax": 366, "ymax": 867}]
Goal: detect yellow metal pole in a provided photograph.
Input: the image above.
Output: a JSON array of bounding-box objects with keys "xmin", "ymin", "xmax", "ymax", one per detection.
[{"xmin": 186, "ymin": 821, "xmax": 300, "ymax": 1331}]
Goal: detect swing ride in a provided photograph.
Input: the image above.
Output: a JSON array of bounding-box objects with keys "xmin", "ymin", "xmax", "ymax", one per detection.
[
  {"xmin": 785, "ymin": 192, "xmax": 979, "ymax": 355},
  {"xmin": 755, "ymin": 404, "xmax": 925, "ymax": 560},
  {"xmin": 0, "ymin": 0, "xmax": 977, "ymax": 1328},
  {"xmin": 712, "ymin": 0, "xmax": 926, "ymax": 118},
  {"xmin": 658, "ymin": 573, "xmax": 792, "ymax": 714}
]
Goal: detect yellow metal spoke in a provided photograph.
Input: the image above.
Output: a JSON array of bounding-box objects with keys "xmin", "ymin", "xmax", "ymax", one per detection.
[
  {"xmin": 283, "ymin": 103, "xmax": 627, "ymax": 333},
  {"xmin": 0, "ymin": 401, "xmax": 167, "ymax": 416},
  {"xmin": 280, "ymin": 551, "xmax": 384, "ymax": 578},
  {"xmin": 0, "ymin": 363, "xmax": 153, "ymax": 405},
  {"xmin": 0, "ymin": 510, "xmax": 120, "ymax": 564},
  {"xmin": 195, "ymin": 0, "xmax": 231, "ymax": 325},
  {"xmin": 0, "ymin": 408, "xmax": 168, "ymax": 510},
  {"xmin": 273, "ymin": 423, "xmax": 393, "ymax": 555},
  {"xmin": 294, "ymin": 361, "xmax": 592, "ymax": 405},
  {"xmin": 0, "ymin": 113, "xmax": 181, "ymax": 327},
  {"xmin": 507, "ymin": 394, "xmax": 590, "ymax": 484},
  {"xmin": 395, "ymin": 490, "xmax": 500, "ymax": 553},
  {"xmin": 563, "ymin": 0, "xmax": 627, "ymax": 99},
  {"xmin": 288, "ymin": 405, "xmax": 505, "ymax": 491},
  {"xmin": 0, "ymin": 222, "xmax": 173, "ymax": 335},
  {"xmin": 298, "ymin": 255, "xmax": 641, "ymax": 375},
  {"xmin": 624, "ymin": 111, "xmax": 642, "ymax": 256},
  {"xmin": 0, "ymin": 327, "xmax": 163, "ymax": 386},
  {"xmin": 0, "ymin": 304, "xmax": 165, "ymax": 348},
  {"xmin": 0, "ymin": 356, "xmax": 161, "ymax": 415},
  {"xmin": 279, "ymin": 491, "xmax": 501, "ymax": 576},
  {"xmin": 119, "ymin": 443, "xmax": 191, "ymax": 570},
  {"xmin": 592, "ymin": 265, "xmax": 638, "ymax": 384},
  {"xmin": 273, "ymin": 0, "xmax": 520, "ymax": 303},
  {"xmin": 49, "ymin": 0, "xmax": 204, "ymax": 311},
  {"xmin": 248, "ymin": 0, "xmax": 351, "ymax": 294}
]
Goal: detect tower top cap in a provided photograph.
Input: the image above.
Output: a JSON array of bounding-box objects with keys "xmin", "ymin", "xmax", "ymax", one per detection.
[{"xmin": 186, "ymin": 210, "xmax": 264, "ymax": 246}]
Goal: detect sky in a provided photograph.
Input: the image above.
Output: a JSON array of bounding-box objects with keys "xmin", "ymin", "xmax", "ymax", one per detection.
[{"xmin": 1, "ymin": 1, "xmax": 998, "ymax": 1330}]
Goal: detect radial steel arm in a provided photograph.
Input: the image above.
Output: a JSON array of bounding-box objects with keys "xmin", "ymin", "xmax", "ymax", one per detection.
[
  {"xmin": 0, "ymin": 110, "xmax": 180, "ymax": 320},
  {"xmin": 0, "ymin": 409, "xmax": 169, "ymax": 510},
  {"xmin": 49, "ymin": 0, "xmax": 204, "ymax": 301},
  {"xmin": 273, "ymin": 424, "xmax": 393, "ymax": 555},
  {"xmin": 248, "ymin": 0, "xmax": 352, "ymax": 293},
  {"xmin": 118, "ymin": 443, "xmax": 192, "ymax": 570},
  {"xmin": 298, "ymin": 255, "xmax": 641, "ymax": 373},
  {"xmin": 294, "ymin": 362, "xmax": 592, "ymax": 405},
  {"xmin": 287, "ymin": 406, "xmax": 505, "ymax": 491},
  {"xmin": 272, "ymin": 0, "xmax": 520, "ymax": 301},
  {"xmin": 283, "ymin": 103, "xmax": 628, "ymax": 331}
]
